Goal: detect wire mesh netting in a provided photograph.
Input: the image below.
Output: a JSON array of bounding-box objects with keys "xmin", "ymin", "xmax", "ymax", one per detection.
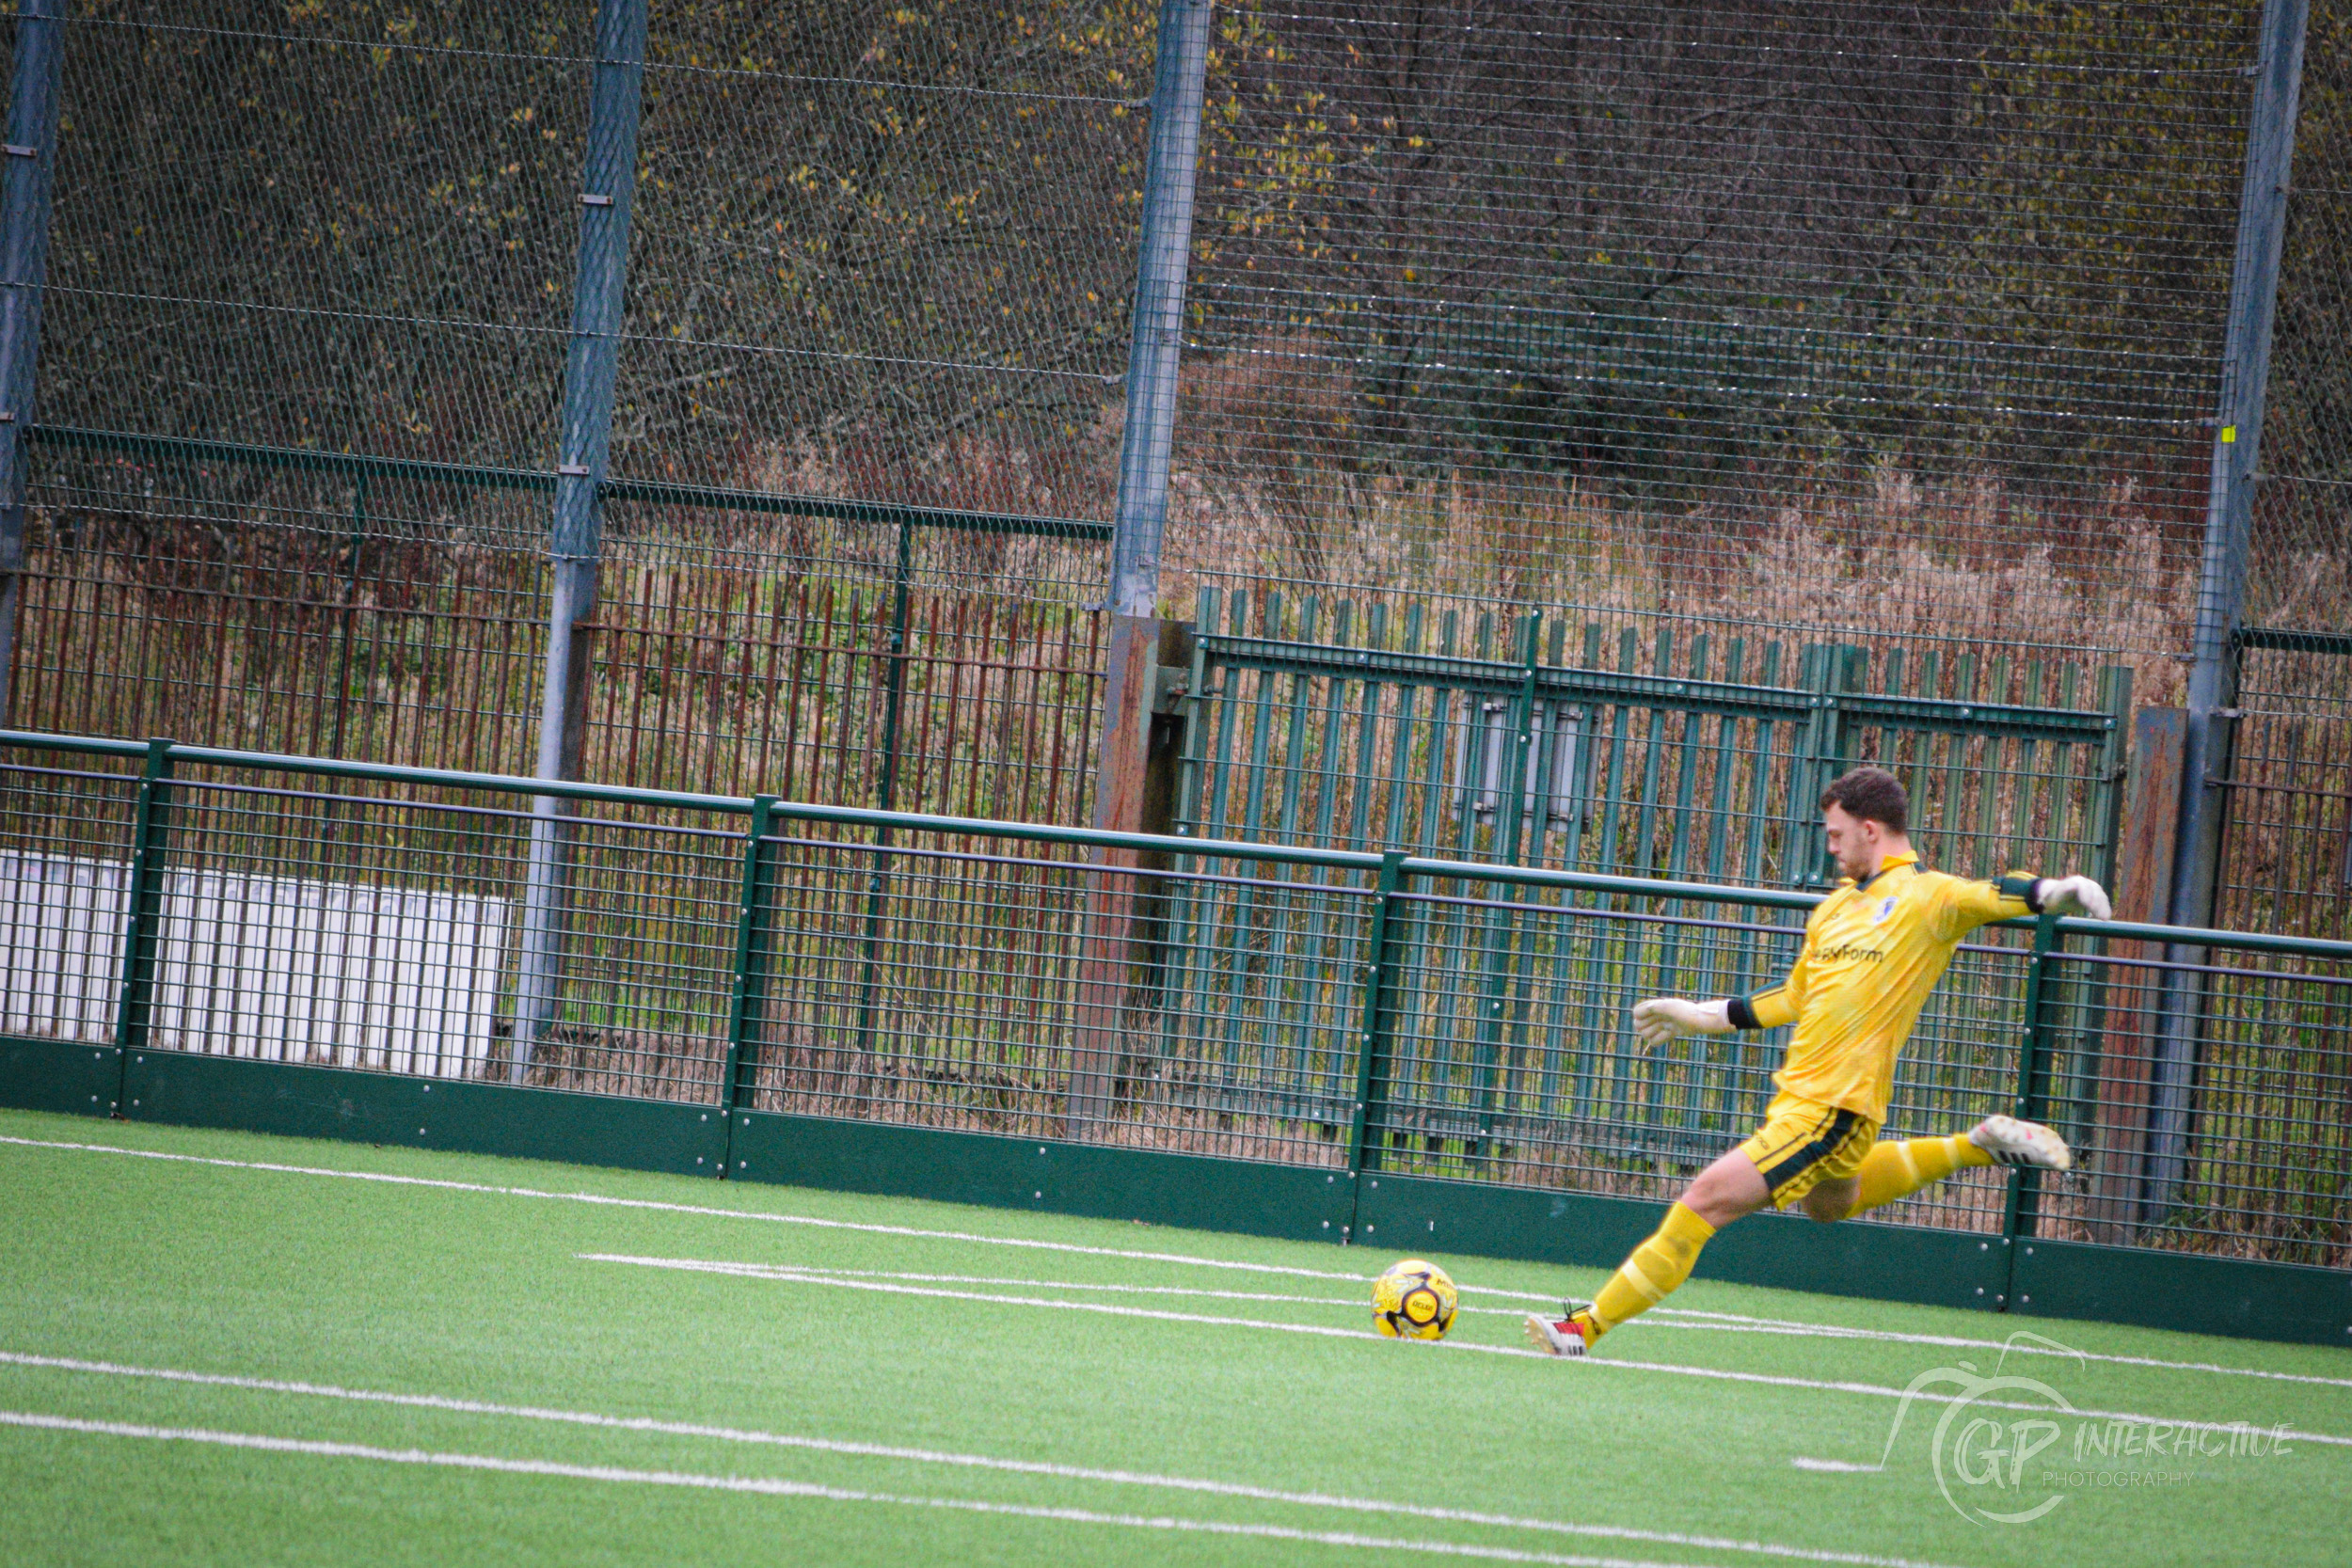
[
  {"xmin": 45, "ymin": 6, "xmax": 588, "ymax": 465},
  {"xmin": 743, "ymin": 841, "xmax": 1375, "ymax": 1164},
  {"xmin": 8, "ymin": 0, "xmax": 2352, "ymax": 948},
  {"xmin": 1167, "ymin": 1, "xmax": 2260, "ymax": 666},
  {"xmin": 2215, "ymin": 0, "xmax": 2352, "ymax": 941},
  {"xmin": 8, "ymin": 2, "xmax": 1135, "ymax": 817},
  {"xmin": 18, "ymin": 4, "xmax": 587, "ymax": 769},
  {"xmin": 2248, "ymin": 0, "xmax": 2352, "ymax": 631},
  {"xmin": 614, "ymin": 2, "xmax": 1150, "ymax": 594},
  {"xmin": 2218, "ymin": 633, "xmax": 2352, "ymax": 939}
]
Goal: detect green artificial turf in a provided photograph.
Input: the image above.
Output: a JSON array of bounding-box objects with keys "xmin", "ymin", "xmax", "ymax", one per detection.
[{"xmin": 0, "ymin": 1106, "xmax": 2344, "ymax": 1568}]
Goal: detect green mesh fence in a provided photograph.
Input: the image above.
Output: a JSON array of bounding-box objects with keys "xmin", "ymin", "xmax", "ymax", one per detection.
[{"xmin": 4, "ymin": 733, "xmax": 2344, "ymax": 1265}]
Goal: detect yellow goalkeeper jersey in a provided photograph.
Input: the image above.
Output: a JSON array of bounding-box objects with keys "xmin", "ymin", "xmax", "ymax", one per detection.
[{"xmin": 1726, "ymin": 851, "xmax": 2037, "ymax": 1122}]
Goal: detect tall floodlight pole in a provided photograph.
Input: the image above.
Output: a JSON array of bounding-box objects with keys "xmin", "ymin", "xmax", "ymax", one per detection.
[
  {"xmin": 514, "ymin": 0, "xmax": 646, "ymax": 1081},
  {"xmin": 1104, "ymin": 0, "xmax": 1213, "ymax": 632},
  {"xmin": 0, "ymin": 0, "xmax": 67, "ymax": 724},
  {"xmin": 1068, "ymin": 0, "xmax": 1214, "ymax": 1132},
  {"xmin": 1093, "ymin": 0, "xmax": 1212, "ymax": 837},
  {"xmin": 2145, "ymin": 0, "xmax": 2307, "ymax": 1220}
]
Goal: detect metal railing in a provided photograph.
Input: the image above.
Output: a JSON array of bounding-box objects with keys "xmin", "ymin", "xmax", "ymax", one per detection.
[{"xmin": 2, "ymin": 728, "xmax": 2346, "ymax": 1269}]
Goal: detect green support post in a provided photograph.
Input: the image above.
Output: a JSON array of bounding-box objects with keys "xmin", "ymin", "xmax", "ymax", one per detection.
[
  {"xmin": 2091, "ymin": 666, "xmax": 2135, "ymax": 891},
  {"xmin": 1791, "ymin": 644, "xmax": 1868, "ymax": 887},
  {"xmin": 1791, "ymin": 645, "xmax": 1835, "ymax": 886},
  {"xmin": 876, "ymin": 517, "xmax": 914, "ymax": 819},
  {"xmin": 1344, "ymin": 850, "xmax": 1408, "ymax": 1193},
  {"xmin": 326, "ymin": 474, "xmax": 370, "ymax": 764},
  {"xmin": 2003, "ymin": 910, "xmax": 2063, "ymax": 1244},
  {"xmin": 112, "ymin": 736, "xmax": 177, "ymax": 1108},
  {"xmin": 2052, "ymin": 667, "xmax": 2137, "ymax": 1144},
  {"xmin": 1470, "ymin": 615, "xmax": 1541, "ymax": 1155},
  {"xmin": 850, "ymin": 524, "xmax": 916, "ymax": 1087},
  {"xmin": 718, "ymin": 795, "xmax": 780, "ymax": 1146}
]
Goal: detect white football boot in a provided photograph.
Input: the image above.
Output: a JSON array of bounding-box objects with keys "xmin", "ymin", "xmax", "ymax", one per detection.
[
  {"xmin": 1523, "ymin": 1302, "xmax": 1595, "ymax": 1357},
  {"xmin": 1968, "ymin": 1115, "xmax": 2073, "ymax": 1171}
]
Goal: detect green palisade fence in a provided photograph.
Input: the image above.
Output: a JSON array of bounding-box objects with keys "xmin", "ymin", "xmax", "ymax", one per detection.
[
  {"xmin": 0, "ymin": 729, "xmax": 2344, "ymax": 1345},
  {"xmin": 1174, "ymin": 587, "xmax": 2131, "ymax": 889}
]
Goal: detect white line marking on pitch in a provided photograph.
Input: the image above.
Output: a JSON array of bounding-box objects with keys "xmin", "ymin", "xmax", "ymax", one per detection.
[
  {"xmin": 753, "ymin": 1267, "xmax": 2352, "ymax": 1388},
  {"xmin": 1455, "ymin": 1285, "xmax": 2352, "ymax": 1389},
  {"xmin": 1623, "ymin": 1309, "xmax": 2352, "ymax": 1390},
  {"xmin": 588, "ymin": 1253, "xmax": 1408, "ymax": 1343},
  {"xmin": 0, "ymin": 1409, "xmax": 1899, "ymax": 1568},
  {"xmin": 0, "ymin": 1134, "xmax": 1370, "ymax": 1279},
  {"xmin": 753, "ymin": 1264, "xmax": 1530, "ymax": 1317},
  {"xmin": 1788, "ymin": 1459, "xmax": 1883, "ymax": 1474},
  {"xmin": 582, "ymin": 1255, "xmax": 2352, "ymax": 1449},
  {"xmin": 0, "ymin": 1353, "xmax": 1966, "ymax": 1568},
  {"xmin": 8, "ymin": 1133, "xmax": 2345, "ymax": 1391}
]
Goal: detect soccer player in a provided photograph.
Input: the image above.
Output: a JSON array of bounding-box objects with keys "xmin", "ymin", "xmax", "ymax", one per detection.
[{"xmin": 1525, "ymin": 765, "xmax": 2110, "ymax": 1357}]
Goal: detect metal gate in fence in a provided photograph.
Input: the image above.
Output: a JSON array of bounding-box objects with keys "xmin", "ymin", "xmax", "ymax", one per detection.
[{"xmin": 1173, "ymin": 587, "xmax": 2132, "ymax": 888}]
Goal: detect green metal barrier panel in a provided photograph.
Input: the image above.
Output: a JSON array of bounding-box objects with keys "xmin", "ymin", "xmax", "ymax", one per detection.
[
  {"xmin": 120, "ymin": 1048, "xmax": 726, "ymax": 1179},
  {"xmin": 1, "ymin": 729, "xmax": 2344, "ymax": 1344}
]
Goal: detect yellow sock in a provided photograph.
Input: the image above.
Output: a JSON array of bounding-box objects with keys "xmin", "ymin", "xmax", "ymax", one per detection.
[
  {"xmin": 1845, "ymin": 1134, "xmax": 1994, "ymax": 1217},
  {"xmin": 1578, "ymin": 1201, "xmax": 1715, "ymax": 1341}
]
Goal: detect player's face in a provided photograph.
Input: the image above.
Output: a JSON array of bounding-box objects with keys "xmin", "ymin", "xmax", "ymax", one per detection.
[{"xmin": 1821, "ymin": 802, "xmax": 1880, "ymax": 879}]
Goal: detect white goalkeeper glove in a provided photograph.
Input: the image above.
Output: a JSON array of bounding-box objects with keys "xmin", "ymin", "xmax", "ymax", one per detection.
[
  {"xmin": 1630, "ymin": 996, "xmax": 1734, "ymax": 1050},
  {"xmin": 2034, "ymin": 875, "xmax": 2112, "ymax": 921}
]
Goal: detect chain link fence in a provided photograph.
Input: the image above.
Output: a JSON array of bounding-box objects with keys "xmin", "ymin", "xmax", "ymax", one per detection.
[
  {"xmin": 2218, "ymin": 0, "xmax": 2352, "ymax": 938},
  {"xmin": 1169, "ymin": 1, "xmax": 2266, "ymax": 680},
  {"xmin": 0, "ymin": 1, "xmax": 2345, "ymax": 929},
  {"xmin": 11, "ymin": 0, "xmax": 1136, "ymax": 805}
]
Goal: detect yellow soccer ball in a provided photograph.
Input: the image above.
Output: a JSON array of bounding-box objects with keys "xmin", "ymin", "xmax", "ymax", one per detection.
[{"xmin": 1371, "ymin": 1258, "xmax": 1458, "ymax": 1340}]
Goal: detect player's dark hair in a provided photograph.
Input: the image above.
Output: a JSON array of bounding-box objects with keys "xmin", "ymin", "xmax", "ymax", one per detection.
[{"xmin": 1819, "ymin": 766, "xmax": 1909, "ymax": 833}]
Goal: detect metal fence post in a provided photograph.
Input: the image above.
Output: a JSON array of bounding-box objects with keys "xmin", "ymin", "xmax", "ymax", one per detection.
[
  {"xmin": 514, "ymin": 0, "xmax": 647, "ymax": 1078},
  {"xmin": 112, "ymin": 736, "xmax": 176, "ymax": 1112},
  {"xmin": 0, "ymin": 0, "xmax": 68, "ymax": 724},
  {"xmin": 2086, "ymin": 706, "xmax": 2185, "ymax": 1242},
  {"xmin": 1104, "ymin": 0, "xmax": 1211, "ymax": 627},
  {"xmin": 1791, "ymin": 644, "xmax": 1865, "ymax": 887},
  {"xmin": 2002, "ymin": 911, "xmax": 2061, "ymax": 1246},
  {"xmin": 1470, "ymin": 616, "xmax": 1541, "ymax": 1157},
  {"xmin": 2089, "ymin": 667, "xmax": 2135, "ymax": 891},
  {"xmin": 877, "ymin": 517, "xmax": 914, "ymax": 816},
  {"xmin": 1075, "ymin": 7, "xmax": 1208, "ymax": 1132},
  {"xmin": 1344, "ymin": 851, "xmax": 1409, "ymax": 1201},
  {"xmin": 1092, "ymin": 0, "xmax": 1213, "ymax": 839},
  {"xmin": 2149, "ymin": 0, "xmax": 2308, "ymax": 1210},
  {"xmin": 2171, "ymin": 0, "xmax": 2307, "ymax": 934},
  {"xmin": 717, "ymin": 795, "xmax": 779, "ymax": 1168},
  {"xmin": 848, "ymin": 521, "xmax": 918, "ymax": 1085}
]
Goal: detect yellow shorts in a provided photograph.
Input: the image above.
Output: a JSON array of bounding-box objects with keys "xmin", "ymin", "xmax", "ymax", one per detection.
[{"xmin": 1737, "ymin": 1091, "xmax": 1880, "ymax": 1209}]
